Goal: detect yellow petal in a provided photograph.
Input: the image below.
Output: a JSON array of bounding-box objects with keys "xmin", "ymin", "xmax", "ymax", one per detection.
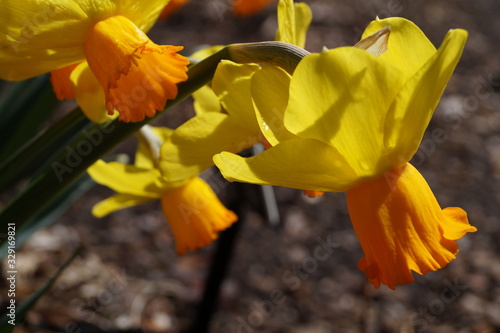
[
  {"xmin": 190, "ymin": 46, "xmax": 225, "ymax": 114},
  {"xmin": 275, "ymin": 0, "xmax": 312, "ymax": 47},
  {"xmin": 87, "ymin": 160, "xmax": 164, "ymax": 198},
  {"xmin": 51, "ymin": 60, "xmax": 117, "ymax": 123},
  {"xmin": 233, "ymin": 0, "xmax": 276, "ymax": 16},
  {"xmin": 0, "ymin": 0, "xmax": 169, "ymax": 81},
  {"xmin": 70, "ymin": 61, "xmax": 117, "ymax": 123},
  {"xmin": 92, "ymin": 194, "xmax": 154, "ymax": 218},
  {"xmin": 384, "ymin": 29, "xmax": 467, "ymax": 164},
  {"xmin": 361, "ymin": 17, "xmax": 436, "ymax": 77},
  {"xmin": 275, "ymin": 0, "xmax": 312, "ymax": 48},
  {"xmin": 161, "ymin": 177, "xmax": 237, "ymax": 255},
  {"xmin": 0, "ymin": 1, "xmax": 88, "ymax": 80},
  {"xmin": 193, "ymin": 85, "xmax": 221, "ymax": 114},
  {"xmin": 214, "ymin": 138, "xmax": 359, "ymax": 192},
  {"xmin": 251, "ymin": 64, "xmax": 297, "ymax": 146},
  {"xmin": 212, "ymin": 60, "xmax": 261, "ymax": 131},
  {"xmin": 114, "ymin": 0, "xmax": 170, "ymax": 32},
  {"xmin": 285, "ymin": 47, "xmax": 405, "ymax": 178},
  {"xmin": 160, "ymin": 112, "xmax": 260, "ymax": 182},
  {"xmin": 346, "ymin": 163, "xmax": 476, "ymax": 289},
  {"xmin": 84, "ymin": 15, "xmax": 189, "ymax": 122}
]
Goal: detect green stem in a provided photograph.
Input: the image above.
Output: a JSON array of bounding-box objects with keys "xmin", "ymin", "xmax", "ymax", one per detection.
[
  {"xmin": 0, "ymin": 41, "xmax": 309, "ymax": 243},
  {"xmin": 229, "ymin": 41, "xmax": 310, "ymax": 74},
  {"xmin": 0, "ymin": 75, "xmax": 49, "ymax": 126},
  {"xmin": 0, "ymin": 108, "xmax": 90, "ymax": 191}
]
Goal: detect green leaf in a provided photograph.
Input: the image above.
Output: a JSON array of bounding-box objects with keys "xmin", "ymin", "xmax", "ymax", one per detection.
[
  {"xmin": 0, "ymin": 173, "xmax": 93, "ymax": 258},
  {"xmin": 0, "ymin": 109, "xmax": 90, "ymax": 191},
  {"xmin": 0, "ymin": 83, "xmax": 59, "ymax": 161},
  {"xmin": 0, "ymin": 75, "xmax": 54, "ymax": 157},
  {"xmin": 0, "ymin": 245, "xmax": 83, "ymax": 331}
]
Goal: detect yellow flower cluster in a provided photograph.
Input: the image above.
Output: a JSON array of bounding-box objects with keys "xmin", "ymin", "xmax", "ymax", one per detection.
[{"xmin": 0, "ymin": 0, "xmax": 476, "ymax": 289}]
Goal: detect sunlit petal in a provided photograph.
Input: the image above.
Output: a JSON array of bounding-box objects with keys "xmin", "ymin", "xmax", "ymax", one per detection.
[
  {"xmin": 70, "ymin": 61, "xmax": 117, "ymax": 123},
  {"xmin": 193, "ymin": 85, "xmax": 222, "ymax": 114},
  {"xmin": 275, "ymin": 0, "xmax": 312, "ymax": 48},
  {"xmin": 251, "ymin": 64, "xmax": 297, "ymax": 146},
  {"xmin": 212, "ymin": 60, "xmax": 261, "ymax": 130},
  {"xmin": 160, "ymin": 112, "xmax": 260, "ymax": 182},
  {"xmin": 189, "ymin": 46, "xmax": 226, "ymax": 114},
  {"xmin": 214, "ymin": 138, "xmax": 359, "ymax": 192},
  {"xmin": 92, "ymin": 193, "xmax": 154, "ymax": 218},
  {"xmin": 88, "ymin": 160, "xmax": 164, "ymax": 198},
  {"xmin": 361, "ymin": 17, "xmax": 436, "ymax": 77},
  {"xmin": 384, "ymin": 29, "xmax": 467, "ymax": 164},
  {"xmin": 285, "ymin": 47, "xmax": 405, "ymax": 178},
  {"xmin": 0, "ymin": 0, "xmax": 89, "ymax": 80},
  {"xmin": 0, "ymin": 0, "xmax": 169, "ymax": 80}
]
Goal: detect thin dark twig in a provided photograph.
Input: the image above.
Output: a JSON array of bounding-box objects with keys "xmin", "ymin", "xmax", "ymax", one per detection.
[{"xmin": 187, "ymin": 182, "xmax": 246, "ymax": 333}]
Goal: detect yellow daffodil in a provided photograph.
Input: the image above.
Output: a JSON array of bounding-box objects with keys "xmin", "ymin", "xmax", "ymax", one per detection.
[
  {"xmin": 214, "ymin": 17, "xmax": 477, "ymax": 289},
  {"xmin": 160, "ymin": 60, "xmax": 264, "ymax": 182},
  {"xmin": 160, "ymin": 0, "xmax": 310, "ymax": 183},
  {"xmin": 0, "ymin": 0, "xmax": 189, "ymax": 122},
  {"xmin": 87, "ymin": 126, "xmax": 237, "ymax": 254}
]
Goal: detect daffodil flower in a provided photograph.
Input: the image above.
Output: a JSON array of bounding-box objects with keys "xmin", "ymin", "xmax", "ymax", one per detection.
[
  {"xmin": 0, "ymin": 0, "xmax": 189, "ymax": 122},
  {"xmin": 160, "ymin": 0, "xmax": 311, "ymax": 183},
  {"xmin": 214, "ymin": 17, "xmax": 477, "ymax": 289},
  {"xmin": 160, "ymin": 60, "xmax": 264, "ymax": 182},
  {"xmin": 87, "ymin": 126, "xmax": 237, "ymax": 254}
]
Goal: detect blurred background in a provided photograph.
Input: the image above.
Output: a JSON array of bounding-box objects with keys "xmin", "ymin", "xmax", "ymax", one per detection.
[{"xmin": 1, "ymin": 0, "xmax": 500, "ymax": 332}]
